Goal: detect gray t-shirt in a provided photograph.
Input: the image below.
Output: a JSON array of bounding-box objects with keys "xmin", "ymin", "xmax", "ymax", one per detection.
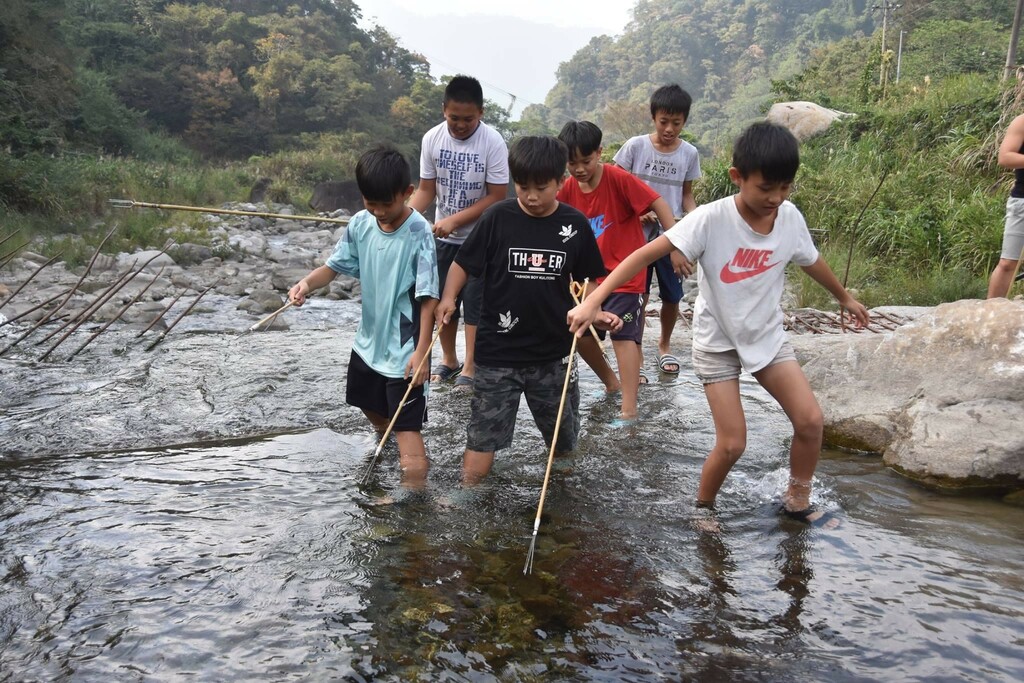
[{"xmin": 614, "ymin": 134, "xmax": 701, "ymax": 237}]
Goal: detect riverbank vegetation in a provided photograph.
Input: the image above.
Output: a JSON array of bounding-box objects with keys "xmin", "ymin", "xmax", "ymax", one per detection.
[{"xmin": 1, "ymin": 0, "xmax": 1019, "ymax": 304}]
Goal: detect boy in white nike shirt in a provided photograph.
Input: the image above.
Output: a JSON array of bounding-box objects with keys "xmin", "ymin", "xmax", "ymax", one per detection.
[{"xmin": 567, "ymin": 121, "xmax": 869, "ymax": 526}]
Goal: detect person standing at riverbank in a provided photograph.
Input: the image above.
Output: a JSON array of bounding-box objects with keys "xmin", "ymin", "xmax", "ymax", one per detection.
[
  {"xmin": 410, "ymin": 75, "xmax": 510, "ymax": 391},
  {"xmin": 289, "ymin": 146, "xmax": 439, "ymax": 488},
  {"xmin": 987, "ymin": 113, "xmax": 1024, "ymax": 298},
  {"xmin": 567, "ymin": 122, "xmax": 869, "ymax": 525},
  {"xmin": 436, "ymin": 135, "xmax": 619, "ymax": 485}
]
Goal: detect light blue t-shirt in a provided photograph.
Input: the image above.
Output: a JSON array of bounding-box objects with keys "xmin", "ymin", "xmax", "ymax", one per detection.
[{"xmin": 326, "ymin": 209, "xmax": 439, "ymax": 378}]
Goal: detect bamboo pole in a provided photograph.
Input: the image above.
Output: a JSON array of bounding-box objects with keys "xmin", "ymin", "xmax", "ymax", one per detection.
[
  {"xmin": 524, "ymin": 277, "xmax": 589, "ymax": 575},
  {"xmin": 36, "ymin": 261, "xmax": 139, "ymax": 347},
  {"xmin": 109, "ymin": 199, "xmax": 351, "ymax": 226},
  {"xmin": 360, "ymin": 323, "xmax": 445, "ymax": 485}
]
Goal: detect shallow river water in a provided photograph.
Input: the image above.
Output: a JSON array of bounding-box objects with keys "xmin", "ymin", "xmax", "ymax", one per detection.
[{"xmin": 1, "ymin": 299, "xmax": 1023, "ymax": 681}]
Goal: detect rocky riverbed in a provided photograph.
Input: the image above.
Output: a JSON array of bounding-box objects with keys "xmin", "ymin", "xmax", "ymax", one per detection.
[{"xmin": 2, "ymin": 203, "xmax": 1023, "ymax": 497}]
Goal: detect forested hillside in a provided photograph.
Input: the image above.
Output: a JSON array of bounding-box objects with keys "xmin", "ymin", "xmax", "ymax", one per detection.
[
  {"xmin": 0, "ymin": 0, "xmax": 448, "ymax": 159},
  {"xmin": 522, "ymin": 0, "xmax": 1015, "ymax": 150}
]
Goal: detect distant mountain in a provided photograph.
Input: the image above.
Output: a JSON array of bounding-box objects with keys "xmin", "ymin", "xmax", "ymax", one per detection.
[{"xmin": 523, "ymin": 0, "xmax": 1015, "ymax": 149}]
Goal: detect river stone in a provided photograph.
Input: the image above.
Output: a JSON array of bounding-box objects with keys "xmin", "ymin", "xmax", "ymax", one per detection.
[
  {"xmin": 795, "ymin": 299, "xmax": 1024, "ymax": 491},
  {"xmin": 170, "ymin": 243, "xmax": 213, "ymax": 265},
  {"xmin": 270, "ymin": 267, "xmax": 312, "ymax": 292},
  {"xmin": 237, "ymin": 290, "xmax": 285, "ymax": 313},
  {"xmin": 767, "ymin": 101, "xmax": 853, "ymax": 141},
  {"xmin": 120, "ymin": 250, "xmax": 177, "ymax": 272}
]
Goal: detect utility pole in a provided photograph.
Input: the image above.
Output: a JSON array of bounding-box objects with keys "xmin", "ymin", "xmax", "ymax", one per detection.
[
  {"xmin": 1005, "ymin": 0, "xmax": 1024, "ymax": 81},
  {"xmin": 872, "ymin": 2, "xmax": 902, "ymax": 88},
  {"xmin": 896, "ymin": 30, "xmax": 905, "ymax": 83}
]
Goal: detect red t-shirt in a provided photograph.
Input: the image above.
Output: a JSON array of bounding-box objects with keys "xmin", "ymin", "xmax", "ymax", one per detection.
[{"xmin": 557, "ymin": 164, "xmax": 660, "ymax": 293}]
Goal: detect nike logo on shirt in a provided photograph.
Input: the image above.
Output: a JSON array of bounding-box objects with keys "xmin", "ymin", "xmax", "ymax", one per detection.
[{"xmin": 719, "ymin": 248, "xmax": 778, "ymax": 283}]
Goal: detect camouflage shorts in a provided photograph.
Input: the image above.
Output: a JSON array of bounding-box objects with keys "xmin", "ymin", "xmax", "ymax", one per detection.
[{"xmin": 466, "ymin": 357, "xmax": 580, "ymax": 453}]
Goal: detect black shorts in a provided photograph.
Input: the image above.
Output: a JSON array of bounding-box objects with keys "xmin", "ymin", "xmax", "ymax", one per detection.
[
  {"xmin": 345, "ymin": 350, "xmax": 427, "ymax": 432},
  {"xmin": 436, "ymin": 239, "xmax": 482, "ymax": 326}
]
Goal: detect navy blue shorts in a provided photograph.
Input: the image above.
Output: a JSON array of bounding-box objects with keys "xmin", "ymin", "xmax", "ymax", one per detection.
[
  {"xmin": 601, "ymin": 292, "xmax": 644, "ymax": 344},
  {"xmin": 645, "ymin": 253, "xmax": 684, "ymax": 304},
  {"xmin": 436, "ymin": 239, "xmax": 482, "ymax": 326},
  {"xmin": 345, "ymin": 350, "xmax": 427, "ymax": 432}
]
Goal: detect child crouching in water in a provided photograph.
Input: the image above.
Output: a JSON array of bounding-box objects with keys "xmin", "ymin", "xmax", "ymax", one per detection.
[
  {"xmin": 289, "ymin": 146, "xmax": 439, "ymax": 488},
  {"xmin": 568, "ymin": 122, "xmax": 869, "ymax": 525}
]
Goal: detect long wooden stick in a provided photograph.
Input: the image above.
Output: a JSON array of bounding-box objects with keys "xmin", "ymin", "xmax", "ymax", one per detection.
[
  {"xmin": 109, "ymin": 199, "xmax": 351, "ymax": 226},
  {"xmin": 0, "ymin": 229, "xmax": 22, "ymax": 249},
  {"xmin": 842, "ymin": 169, "xmax": 890, "ymax": 288},
  {"xmin": 361, "ymin": 323, "xmax": 445, "ymax": 485},
  {"xmin": 524, "ymin": 278, "xmax": 588, "ymax": 575}
]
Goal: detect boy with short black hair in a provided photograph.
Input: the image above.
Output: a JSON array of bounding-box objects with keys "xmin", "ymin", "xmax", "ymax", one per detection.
[
  {"xmin": 557, "ymin": 120, "xmax": 679, "ymax": 422},
  {"xmin": 410, "ymin": 74, "xmax": 509, "ymax": 391},
  {"xmin": 568, "ymin": 122, "xmax": 869, "ymax": 525},
  {"xmin": 614, "ymin": 84, "xmax": 701, "ymax": 376},
  {"xmin": 436, "ymin": 135, "xmax": 621, "ymax": 485},
  {"xmin": 290, "ymin": 146, "xmax": 439, "ymax": 488}
]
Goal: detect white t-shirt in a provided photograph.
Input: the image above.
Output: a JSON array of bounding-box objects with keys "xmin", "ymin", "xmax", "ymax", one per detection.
[
  {"xmin": 614, "ymin": 134, "xmax": 700, "ymax": 237},
  {"xmin": 419, "ymin": 120, "xmax": 509, "ymax": 245},
  {"xmin": 664, "ymin": 196, "xmax": 819, "ymax": 372}
]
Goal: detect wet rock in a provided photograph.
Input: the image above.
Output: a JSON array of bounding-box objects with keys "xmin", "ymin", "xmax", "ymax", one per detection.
[
  {"xmin": 228, "ymin": 233, "xmax": 268, "ymax": 255},
  {"xmin": 237, "ymin": 290, "xmax": 285, "ymax": 314},
  {"xmin": 309, "ymin": 180, "xmax": 362, "ymax": 214},
  {"xmin": 271, "ymin": 267, "xmax": 314, "ymax": 292},
  {"xmin": 795, "ymin": 299, "xmax": 1024, "ymax": 492},
  {"xmin": 273, "ymin": 220, "xmax": 306, "ymax": 234},
  {"xmin": 169, "ymin": 243, "xmax": 213, "ymax": 266}
]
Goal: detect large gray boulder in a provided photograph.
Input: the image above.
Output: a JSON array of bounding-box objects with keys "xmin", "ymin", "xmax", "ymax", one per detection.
[
  {"xmin": 767, "ymin": 101, "xmax": 853, "ymax": 141},
  {"xmin": 794, "ymin": 299, "xmax": 1024, "ymax": 492}
]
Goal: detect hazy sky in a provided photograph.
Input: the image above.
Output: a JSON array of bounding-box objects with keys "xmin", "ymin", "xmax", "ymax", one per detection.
[{"xmin": 358, "ymin": 0, "xmax": 635, "ymax": 119}]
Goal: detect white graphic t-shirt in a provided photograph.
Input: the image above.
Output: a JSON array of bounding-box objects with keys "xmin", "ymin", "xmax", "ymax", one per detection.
[
  {"xmin": 664, "ymin": 197, "xmax": 818, "ymax": 373},
  {"xmin": 419, "ymin": 120, "xmax": 509, "ymax": 245}
]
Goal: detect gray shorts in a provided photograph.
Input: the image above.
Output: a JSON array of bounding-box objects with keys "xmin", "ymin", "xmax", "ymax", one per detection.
[
  {"xmin": 437, "ymin": 239, "xmax": 482, "ymax": 325},
  {"xmin": 466, "ymin": 358, "xmax": 580, "ymax": 453},
  {"xmin": 692, "ymin": 341, "xmax": 797, "ymax": 385},
  {"xmin": 1000, "ymin": 197, "xmax": 1024, "ymax": 261}
]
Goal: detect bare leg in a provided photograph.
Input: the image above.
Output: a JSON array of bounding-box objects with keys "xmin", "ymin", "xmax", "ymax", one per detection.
[
  {"xmin": 612, "ymin": 339, "xmax": 641, "ymax": 420},
  {"xmin": 463, "ymin": 449, "xmax": 495, "ymax": 486},
  {"xmin": 753, "ymin": 361, "xmax": 825, "ymax": 513},
  {"xmin": 433, "ymin": 320, "xmax": 461, "ymax": 380},
  {"xmin": 362, "ymin": 409, "xmax": 389, "ymax": 437},
  {"xmin": 461, "ymin": 323, "xmax": 477, "ymax": 380},
  {"xmin": 395, "ymin": 430, "xmax": 429, "ymax": 490},
  {"xmin": 987, "ymin": 257, "xmax": 1020, "ymax": 299},
  {"xmin": 658, "ymin": 302, "xmax": 680, "ymax": 365},
  {"xmin": 577, "ymin": 335, "xmax": 619, "ymax": 394},
  {"xmin": 697, "ymin": 379, "xmax": 746, "ymax": 505}
]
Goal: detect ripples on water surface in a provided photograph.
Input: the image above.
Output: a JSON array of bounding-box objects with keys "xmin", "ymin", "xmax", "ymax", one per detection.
[{"xmin": 2, "ymin": 316, "xmax": 1024, "ymax": 680}]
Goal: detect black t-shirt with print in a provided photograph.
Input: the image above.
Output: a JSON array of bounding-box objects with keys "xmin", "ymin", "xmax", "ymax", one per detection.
[{"xmin": 455, "ymin": 198, "xmax": 606, "ymax": 368}]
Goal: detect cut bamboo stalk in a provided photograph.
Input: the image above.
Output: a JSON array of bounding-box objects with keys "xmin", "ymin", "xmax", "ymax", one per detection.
[{"xmin": 109, "ymin": 199, "xmax": 351, "ymax": 225}]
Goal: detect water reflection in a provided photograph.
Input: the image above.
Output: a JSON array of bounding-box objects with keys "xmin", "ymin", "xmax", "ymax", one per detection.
[{"xmin": 2, "ymin": 328, "xmax": 1024, "ymax": 679}]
